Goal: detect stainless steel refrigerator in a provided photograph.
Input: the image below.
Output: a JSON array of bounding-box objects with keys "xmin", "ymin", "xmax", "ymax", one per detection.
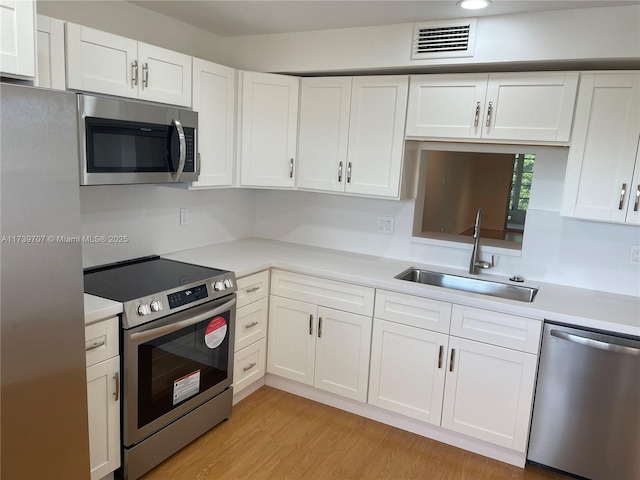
[{"xmin": 1, "ymin": 83, "xmax": 90, "ymax": 478}]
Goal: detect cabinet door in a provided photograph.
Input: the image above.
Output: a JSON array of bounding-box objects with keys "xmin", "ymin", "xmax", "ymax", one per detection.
[
  {"xmin": 483, "ymin": 72, "xmax": 578, "ymax": 142},
  {"xmin": 0, "ymin": 0, "xmax": 35, "ymax": 78},
  {"xmin": 137, "ymin": 42, "xmax": 192, "ymax": 107},
  {"xmin": 240, "ymin": 71, "xmax": 299, "ymax": 188},
  {"xmin": 406, "ymin": 74, "xmax": 488, "ymax": 139},
  {"xmin": 368, "ymin": 319, "xmax": 448, "ymax": 425},
  {"xmin": 35, "ymin": 15, "xmax": 65, "ymax": 90},
  {"xmin": 297, "ymin": 77, "xmax": 352, "ymax": 192},
  {"xmin": 314, "ymin": 307, "xmax": 371, "ymax": 402},
  {"xmin": 267, "ymin": 296, "xmax": 316, "ymax": 385},
  {"xmin": 87, "ymin": 356, "xmax": 120, "ymax": 480},
  {"xmin": 625, "ymin": 139, "xmax": 640, "ymax": 225},
  {"xmin": 191, "ymin": 58, "xmax": 236, "ymax": 188},
  {"xmin": 345, "ymin": 76, "xmax": 409, "ymax": 197},
  {"xmin": 66, "ymin": 23, "xmax": 138, "ymax": 98},
  {"xmin": 441, "ymin": 337, "xmax": 537, "ymax": 452},
  {"xmin": 562, "ymin": 73, "xmax": 640, "ymax": 223}
]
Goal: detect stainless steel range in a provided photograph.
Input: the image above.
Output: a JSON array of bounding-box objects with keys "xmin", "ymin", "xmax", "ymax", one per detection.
[{"xmin": 84, "ymin": 256, "xmax": 237, "ymax": 480}]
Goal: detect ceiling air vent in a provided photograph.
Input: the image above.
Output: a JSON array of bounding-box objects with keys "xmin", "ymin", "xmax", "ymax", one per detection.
[{"xmin": 411, "ymin": 18, "xmax": 477, "ymax": 60}]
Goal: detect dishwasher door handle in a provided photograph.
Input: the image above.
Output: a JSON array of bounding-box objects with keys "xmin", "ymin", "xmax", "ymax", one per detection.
[{"xmin": 550, "ymin": 329, "xmax": 640, "ymax": 356}]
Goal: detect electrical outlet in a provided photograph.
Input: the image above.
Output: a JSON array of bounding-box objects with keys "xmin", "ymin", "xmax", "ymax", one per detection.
[
  {"xmin": 377, "ymin": 216, "xmax": 395, "ymax": 235},
  {"xmin": 630, "ymin": 245, "xmax": 640, "ymax": 265},
  {"xmin": 180, "ymin": 208, "xmax": 189, "ymax": 226}
]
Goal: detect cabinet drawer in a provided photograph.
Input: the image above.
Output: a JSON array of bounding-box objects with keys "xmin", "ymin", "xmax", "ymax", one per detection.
[
  {"xmin": 271, "ymin": 269, "xmax": 374, "ymax": 316},
  {"xmin": 236, "ymin": 270, "xmax": 269, "ymax": 308},
  {"xmin": 374, "ymin": 290, "xmax": 451, "ymax": 333},
  {"xmin": 85, "ymin": 316, "xmax": 119, "ymax": 367},
  {"xmin": 450, "ymin": 305, "xmax": 542, "ymax": 354},
  {"xmin": 235, "ymin": 297, "xmax": 268, "ymax": 351},
  {"xmin": 233, "ymin": 338, "xmax": 266, "ymax": 394}
]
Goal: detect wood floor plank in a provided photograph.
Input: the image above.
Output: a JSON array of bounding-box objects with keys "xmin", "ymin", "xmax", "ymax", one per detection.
[{"xmin": 141, "ymin": 386, "xmax": 569, "ymax": 480}]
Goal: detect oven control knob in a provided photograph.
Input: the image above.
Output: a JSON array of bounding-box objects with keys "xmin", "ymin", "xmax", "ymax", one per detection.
[
  {"xmin": 214, "ymin": 281, "xmax": 225, "ymax": 291},
  {"xmin": 150, "ymin": 300, "xmax": 163, "ymax": 312},
  {"xmin": 137, "ymin": 304, "xmax": 151, "ymax": 316},
  {"xmin": 223, "ymin": 278, "xmax": 233, "ymax": 289}
]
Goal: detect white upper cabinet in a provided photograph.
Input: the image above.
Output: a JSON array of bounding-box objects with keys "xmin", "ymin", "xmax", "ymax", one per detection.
[
  {"xmin": 562, "ymin": 72, "xmax": 640, "ymax": 224},
  {"xmin": 0, "ymin": 0, "xmax": 35, "ymax": 78},
  {"xmin": 66, "ymin": 23, "xmax": 192, "ymax": 107},
  {"xmin": 35, "ymin": 15, "xmax": 65, "ymax": 90},
  {"xmin": 406, "ymin": 72, "xmax": 579, "ymax": 144},
  {"xmin": 190, "ymin": 59, "xmax": 236, "ymax": 188},
  {"xmin": 297, "ymin": 75, "xmax": 408, "ymax": 198},
  {"xmin": 239, "ymin": 71, "xmax": 299, "ymax": 188}
]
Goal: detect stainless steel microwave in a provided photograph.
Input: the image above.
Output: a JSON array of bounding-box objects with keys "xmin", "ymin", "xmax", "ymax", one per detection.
[{"xmin": 78, "ymin": 94, "xmax": 198, "ymax": 185}]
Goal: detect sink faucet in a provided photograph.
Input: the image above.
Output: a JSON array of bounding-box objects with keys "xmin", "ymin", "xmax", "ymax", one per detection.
[{"xmin": 469, "ymin": 208, "xmax": 494, "ymax": 274}]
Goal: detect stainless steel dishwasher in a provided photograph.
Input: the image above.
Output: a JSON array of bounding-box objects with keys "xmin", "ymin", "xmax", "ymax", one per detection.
[{"xmin": 528, "ymin": 321, "xmax": 640, "ymax": 479}]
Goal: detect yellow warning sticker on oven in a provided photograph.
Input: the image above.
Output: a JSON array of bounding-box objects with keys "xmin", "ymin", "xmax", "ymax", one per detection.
[
  {"xmin": 173, "ymin": 369, "xmax": 200, "ymax": 405},
  {"xmin": 205, "ymin": 316, "xmax": 227, "ymax": 349}
]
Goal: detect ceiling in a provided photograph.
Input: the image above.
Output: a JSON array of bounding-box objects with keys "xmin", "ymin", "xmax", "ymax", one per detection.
[{"xmin": 128, "ymin": 1, "xmax": 638, "ymax": 37}]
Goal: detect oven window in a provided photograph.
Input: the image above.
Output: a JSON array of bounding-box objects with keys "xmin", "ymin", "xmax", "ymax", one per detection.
[{"xmin": 137, "ymin": 311, "xmax": 230, "ymax": 428}]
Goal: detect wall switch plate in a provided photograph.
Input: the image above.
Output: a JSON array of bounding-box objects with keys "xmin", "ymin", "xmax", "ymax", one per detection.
[
  {"xmin": 180, "ymin": 208, "xmax": 189, "ymax": 226},
  {"xmin": 630, "ymin": 245, "xmax": 640, "ymax": 265},
  {"xmin": 377, "ymin": 216, "xmax": 394, "ymax": 235}
]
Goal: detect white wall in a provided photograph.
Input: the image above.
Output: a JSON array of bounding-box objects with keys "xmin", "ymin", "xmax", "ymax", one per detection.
[
  {"xmin": 224, "ymin": 5, "xmax": 640, "ymax": 73},
  {"xmin": 37, "ymin": 0, "xmax": 226, "ymax": 63},
  {"xmin": 254, "ymin": 147, "xmax": 640, "ymax": 297},
  {"xmin": 80, "ymin": 186, "xmax": 255, "ymax": 267}
]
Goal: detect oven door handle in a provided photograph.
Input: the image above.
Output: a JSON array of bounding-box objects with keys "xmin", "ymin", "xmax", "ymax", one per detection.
[{"xmin": 130, "ymin": 297, "xmax": 236, "ymax": 344}]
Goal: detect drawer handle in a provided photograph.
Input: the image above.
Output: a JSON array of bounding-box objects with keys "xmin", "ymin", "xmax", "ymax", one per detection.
[
  {"xmin": 113, "ymin": 372, "xmax": 119, "ymax": 402},
  {"xmin": 243, "ymin": 362, "xmax": 257, "ymax": 372},
  {"xmin": 245, "ymin": 321, "xmax": 259, "ymax": 329},
  {"xmin": 86, "ymin": 340, "xmax": 106, "ymax": 352},
  {"xmin": 309, "ymin": 314, "xmax": 313, "ymax": 335},
  {"xmin": 449, "ymin": 348, "xmax": 456, "ymax": 372},
  {"xmin": 246, "ymin": 286, "xmax": 260, "ymax": 294},
  {"xmin": 318, "ymin": 317, "xmax": 322, "ymax": 338},
  {"xmin": 438, "ymin": 345, "xmax": 444, "ymax": 369}
]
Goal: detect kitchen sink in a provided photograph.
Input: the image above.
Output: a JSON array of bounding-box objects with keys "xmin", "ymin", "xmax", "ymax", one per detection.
[{"xmin": 395, "ymin": 267, "xmax": 538, "ymax": 303}]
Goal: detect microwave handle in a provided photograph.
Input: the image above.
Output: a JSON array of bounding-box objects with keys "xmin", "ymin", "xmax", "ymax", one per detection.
[{"xmin": 172, "ymin": 118, "xmax": 186, "ymax": 182}]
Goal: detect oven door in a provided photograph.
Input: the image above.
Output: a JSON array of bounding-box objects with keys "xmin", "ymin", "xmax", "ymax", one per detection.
[{"xmin": 123, "ymin": 295, "xmax": 235, "ymax": 447}]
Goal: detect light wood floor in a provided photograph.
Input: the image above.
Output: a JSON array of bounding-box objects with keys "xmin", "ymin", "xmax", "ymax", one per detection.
[{"xmin": 142, "ymin": 386, "xmax": 569, "ymax": 480}]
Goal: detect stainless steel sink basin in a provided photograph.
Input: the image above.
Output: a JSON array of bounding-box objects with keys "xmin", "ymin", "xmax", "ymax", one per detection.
[{"xmin": 395, "ymin": 267, "xmax": 538, "ymax": 303}]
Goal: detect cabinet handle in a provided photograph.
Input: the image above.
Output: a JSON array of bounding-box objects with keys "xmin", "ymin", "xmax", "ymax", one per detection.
[
  {"xmin": 246, "ymin": 286, "xmax": 260, "ymax": 294},
  {"xmin": 338, "ymin": 161, "xmax": 343, "ymax": 183},
  {"xmin": 619, "ymin": 183, "xmax": 627, "ymax": 210},
  {"xmin": 309, "ymin": 314, "xmax": 313, "ymax": 335},
  {"xmin": 634, "ymin": 185, "xmax": 640, "ymax": 212},
  {"xmin": 474, "ymin": 102, "xmax": 480, "ymax": 127},
  {"xmin": 113, "ymin": 372, "xmax": 119, "ymax": 402},
  {"xmin": 449, "ymin": 348, "xmax": 455, "ymax": 372},
  {"xmin": 243, "ymin": 362, "xmax": 257, "ymax": 372},
  {"xmin": 485, "ymin": 101, "xmax": 493, "ymax": 127},
  {"xmin": 347, "ymin": 162, "xmax": 352, "ymax": 183},
  {"xmin": 289, "ymin": 158, "xmax": 294, "ymax": 179},
  {"xmin": 245, "ymin": 321, "xmax": 259, "ymax": 329},
  {"xmin": 131, "ymin": 60, "xmax": 138, "ymax": 87},
  {"xmin": 85, "ymin": 340, "xmax": 105, "ymax": 352},
  {"xmin": 142, "ymin": 62, "xmax": 149, "ymax": 88},
  {"xmin": 318, "ymin": 317, "xmax": 322, "ymax": 338},
  {"xmin": 438, "ymin": 345, "xmax": 444, "ymax": 369}
]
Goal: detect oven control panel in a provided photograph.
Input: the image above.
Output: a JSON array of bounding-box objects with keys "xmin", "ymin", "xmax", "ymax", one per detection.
[{"xmin": 167, "ymin": 284, "xmax": 208, "ymax": 310}]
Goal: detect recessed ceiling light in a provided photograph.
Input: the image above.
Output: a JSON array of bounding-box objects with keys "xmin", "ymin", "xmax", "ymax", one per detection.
[{"xmin": 458, "ymin": 0, "xmax": 492, "ymax": 10}]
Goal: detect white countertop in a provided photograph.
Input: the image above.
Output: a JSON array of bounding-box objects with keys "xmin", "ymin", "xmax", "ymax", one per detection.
[
  {"xmin": 84, "ymin": 293, "xmax": 122, "ymax": 325},
  {"xmin": 163, "ymin": 238, "xmax": 640, "ymax": 337}
]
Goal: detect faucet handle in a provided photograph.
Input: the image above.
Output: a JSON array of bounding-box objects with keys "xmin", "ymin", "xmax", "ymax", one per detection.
[{"xmin": 475, "ymin": 255, "xmax": 495, "ymax": 269}]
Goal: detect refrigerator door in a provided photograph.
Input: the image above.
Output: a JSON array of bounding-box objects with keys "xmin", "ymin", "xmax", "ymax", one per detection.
[{"xmin": 1, "ymin": 84, "xmax": 90, "ymax": 478}]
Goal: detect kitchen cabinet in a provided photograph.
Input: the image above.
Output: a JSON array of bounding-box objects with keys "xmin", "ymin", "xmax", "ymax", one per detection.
[
  {"xmin": 406, "ymin": 72, "xmax": 578, "ymax": 143},
  {"xmin": 368, "ymin": 290, "xmax": 541, "ymax": 453},
  {"xmin": 190, "ymin": 59, "xmax": 236, "ymax": 188},
  {"xmin": 0, "ymin": 0, "xmax": 35, "ymax": 78},
  {"xmin": 35, "ymin": 15, "xmax": 65, "ymax": 90},
  {"xmin": 239, "ymin": 71, "xmax": 299, "ymax": 188},
  {"xmin": 268, "ymin": 270, "xmax": 374, "ymax": 402},
  {"xmin": 66, "ymin": 23, "xmax": 192, "ymax": 107},
  {"xmin": 85, "ymin": 316, "xmax": 120, "ymax": 480},
  {"xmin": 233, "ymin": 271, "xmax": 269, "ymax": 395},
  {"xmin": 297, "ymin": 76, "xmax": 408, "ymax": 198},
  {"xmin": 561, "ymin": 72, "xmax": 640, "ymax": 224}
]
